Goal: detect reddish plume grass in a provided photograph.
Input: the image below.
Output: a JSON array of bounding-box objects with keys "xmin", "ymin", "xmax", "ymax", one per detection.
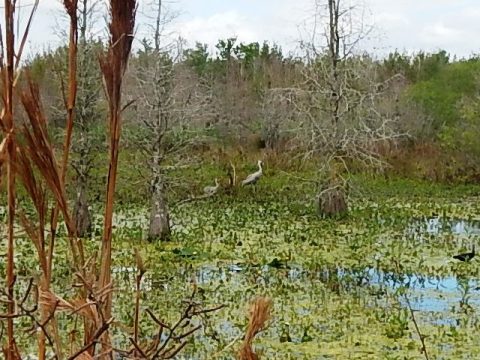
[
  {"xmin": 238, "ymin": 297, "xmax": 273, "ymax": 360},
  {"xmin": 98, "ymin": 0, "xmax": 137, "ymax": 356},
  {"xmin": 1, "ymin": 0, "xmax": 19, "ymax": 357},
  {"xmin": 1, "ymin": 1, "xmax": 220, "ymax": 358}
]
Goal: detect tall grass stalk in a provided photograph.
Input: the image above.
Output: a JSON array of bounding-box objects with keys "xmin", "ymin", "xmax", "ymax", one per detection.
[
  {"xmin": 98, "ymin": 0, "xmax": 137, "ymax": 355},
  {"xmin": 2, "ymin": 0, "xmax": 18, "ymax": 357}
]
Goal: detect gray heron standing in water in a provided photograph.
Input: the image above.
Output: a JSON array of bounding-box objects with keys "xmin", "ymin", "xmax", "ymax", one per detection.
[{"xmin": 241, "ymin": 160, "xmax": 263, "ymax": 188}]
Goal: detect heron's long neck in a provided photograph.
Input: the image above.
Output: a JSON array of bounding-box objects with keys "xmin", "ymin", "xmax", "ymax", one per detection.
[{"xmin": 258, "ymin": 162, "xmax": 262, "ymax": 172}]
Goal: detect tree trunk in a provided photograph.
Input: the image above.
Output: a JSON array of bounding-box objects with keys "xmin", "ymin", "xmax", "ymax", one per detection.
[
  {"xmin": 328, "ymin": 0, "xmax": 341, "ymax": 127},
  {"xmin": 316, "ymin": 184, "xmax": 348, "ymax": 218},
  {"xmin": 148, "ymin": 175, "xmax": 170, "ymax": 241},
  {"xmin": 74, "ymin": 176, "xmax": 92, "ymax": 238},
  {"xmin": 262, "ymin": 122, "xmax": 280, "ymax": 150},
  {"xmin": 73, "ymin": 128, "xmax": 93, "ymax": 238}
]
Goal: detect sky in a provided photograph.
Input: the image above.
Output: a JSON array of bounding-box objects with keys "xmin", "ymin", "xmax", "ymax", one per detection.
[{"xmin": 10, "ymin": 0, "xmax": 480, "ymax": 59}]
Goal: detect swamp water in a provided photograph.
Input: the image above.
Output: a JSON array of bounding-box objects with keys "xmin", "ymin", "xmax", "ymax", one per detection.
[
  {"xmin": 8, "ymin": 200, "xmax": 480, "ymax": 358},
  {"xmin": 106, "ymin": 204, "xmax": 480, "ymax": 359}
]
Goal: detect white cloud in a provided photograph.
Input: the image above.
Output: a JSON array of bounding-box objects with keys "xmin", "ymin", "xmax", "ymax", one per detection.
[
  {"xmin": 375, "ymin": 12, "xmax": 409, "ymax": 28},
  {"xmin": 360, "ymin": 0, "xmax": 480, "ymax": 56},
  {"xmin": 3, "ymin": 0, "xmax": 480, "ymax": 58},
  {"xmin": 178, "ymin": 11, "xmax": 258, "ymax": 46},
  {"xmin": 420, "ymin": 22, "xmax": 464, "ymax": 43}
]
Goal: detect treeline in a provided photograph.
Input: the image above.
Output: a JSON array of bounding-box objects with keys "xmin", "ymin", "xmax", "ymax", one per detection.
[{"xmin": 26, "ymin": 39, "xmax": 480, "ymax": 181}]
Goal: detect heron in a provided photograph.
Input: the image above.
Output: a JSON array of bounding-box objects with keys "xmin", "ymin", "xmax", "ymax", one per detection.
[
  {"xmin": 241, "ymin": 160, "xmax": 263, "ymax": 186},
  {"xmin": 453, "ymin": 244, "xmax": 475, "ymax": 262},
  {"xmin": 203, "ymin": 178, "xmax": 220, "ymax": 195}
]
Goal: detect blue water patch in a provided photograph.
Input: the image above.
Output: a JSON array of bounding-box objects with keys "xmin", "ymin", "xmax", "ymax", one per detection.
[
  {"xmin": 408, "ymin": 216, "xmax": 480, "ymax": 236},
  {"xmin": 195, "ymin": 262, "xmax": 480, "ymax": 326},
  {"xmin": 358, "ymin": 267, "xmax": 480, "ymax": 321}
]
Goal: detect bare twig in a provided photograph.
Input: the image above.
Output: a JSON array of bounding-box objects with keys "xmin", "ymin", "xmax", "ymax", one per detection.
[
  {"xmin": 124, "ymin": 287, "xmax": 225, "ymax": 359},
  {"xmin": 67, "ymin": 318, "xmax": 113, "ymax": 360},
  {"xmin": 405, "ymin": 296, "xmax": 430, "ymax": 360}
]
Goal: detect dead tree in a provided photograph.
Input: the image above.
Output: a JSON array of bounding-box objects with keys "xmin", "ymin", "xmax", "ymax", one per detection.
[
  {"xmin": 262, "ymin": 88, "xmax": 303, "ymax": 150},
  {"xmin": 131, "ymin": 0, "xmax": 183, "ymax": 241},
  {"xmin": 146, "ymin": 54, "xmax": 176, "ymax": 242},
  {"xmin": 295, "ymin": 0, "xmax": 404, "ymax": 216},
  {"xmin": 47, "ymin": 0, "xmax": 103, "ymax": 237},
  {"xmin": 72, "ymin": 0, "xmax": 103, "ymax": 237}
]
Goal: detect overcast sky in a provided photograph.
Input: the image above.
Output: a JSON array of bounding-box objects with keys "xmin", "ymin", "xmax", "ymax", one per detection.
[{"xmin": 13, "ymin": 0, "xmax": 480, "ymax": 59}]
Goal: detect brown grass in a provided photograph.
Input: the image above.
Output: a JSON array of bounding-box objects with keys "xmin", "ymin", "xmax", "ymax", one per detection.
[
  {"xmin": 0, "ymin": 1, "xmax": 220, "ymax": 358},
  {"xmin": 2, "ymin": 0, "xmax": 19, "ymax": 357},
  {"xmin": 238, "ymin": 297, "xmax": 273, "ymax": 360},
  {"xmin": 97, "ymin": 0, "xmax": 137, "ymax": 356}
]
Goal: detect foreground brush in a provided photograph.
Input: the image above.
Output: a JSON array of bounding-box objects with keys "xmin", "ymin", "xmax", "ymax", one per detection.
[
  {"xmin": 238, "ymin": 297, "xmax": 273, "ymax": 360},
  {"xmin": 98, "ymin": 0, "xmax": 137, "ymax": 355}
]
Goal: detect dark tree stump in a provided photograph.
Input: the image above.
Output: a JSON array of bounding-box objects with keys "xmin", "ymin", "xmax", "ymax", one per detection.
[{"xmin": 317, "ymin": 186, "xmax": 348, "ymax": 218}]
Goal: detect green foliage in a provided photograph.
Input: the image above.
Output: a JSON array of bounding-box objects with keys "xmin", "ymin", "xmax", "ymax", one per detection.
[
  {"xmin": 383, "ymin": 50, "xmax": 450, "ymax": 82},
  {"xmin": 183, "ymin": 42, "xmax": 211, "ymax": 76},
  {"xmin": 412, "ymin": 50, "xmax": 450, "ymax": 81},
  {"xmin": 408, "ymin": 58, "xmax": 480, "ymax": 131},
  {"xmin": 27, "ymin": 51, "xmax": 50, "ymax": 81},
  {"xmin": 216, "ymin": 37, "xmax": 237, "ymax": 61},
  {"xmin": 382, "ymin": 51, "xmax": 412, "ymax": 78},
  {"xmin": 183, "ymin": 38, "xmax": 284, "ymax": 90},
  {"xmin": 439, "ymin": 96, "xmax": 480, "ymax": 160}
]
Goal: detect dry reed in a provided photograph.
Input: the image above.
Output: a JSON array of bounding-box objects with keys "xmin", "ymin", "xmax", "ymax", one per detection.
[
  {"xmin": 9, "ymin": 0, "xmax": 83, "ymax": 356},
  {"xmin": 1, "ymin": 1, "xmax": 221, "ymax": 358},
  {"xmin": 2, "ymin": 0, "xmax": 19, "ymax": 358},
  {"xmin": 238, "ymin": 297, "xmax": 273, "ymax": 360},
  {"xmin": 97, "ymin": 0, "xmax": 137, "ymax": 356}
]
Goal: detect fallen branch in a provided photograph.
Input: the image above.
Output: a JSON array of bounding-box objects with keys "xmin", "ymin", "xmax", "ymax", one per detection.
[{"xmin": 175, "ymin": 190, "xmax": 219, "ymax": 206}]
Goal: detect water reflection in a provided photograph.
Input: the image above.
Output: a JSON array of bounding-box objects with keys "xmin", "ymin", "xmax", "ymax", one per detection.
[
  {"xmin": 192, "ymin": 262, "xmax": 480, "ymax": 324},
  {"xmin": 409, "ymin": 216, "xmax": 480, "ymax": 236}
]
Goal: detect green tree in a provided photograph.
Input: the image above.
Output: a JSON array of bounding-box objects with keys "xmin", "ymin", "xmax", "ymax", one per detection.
[
  {"xmin": 184, "ymin": 42, "xmax": 210, "ymax": 76},
  {"xmin": 409, "ymin": 58, "xmax": 480, "ymax": 132}
]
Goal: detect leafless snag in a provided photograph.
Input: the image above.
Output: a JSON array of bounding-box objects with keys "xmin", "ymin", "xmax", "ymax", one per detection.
[
  {"xmin": 290, "ymin": 0, "xmax": 406, "ymax": 216},
  {"xmin": 127, "ymin": 0, "xmax": 193, "ymax": 241},
  {"xmin": 71, "ymin": 0, "xmax": 104, "ymax": 238}
]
